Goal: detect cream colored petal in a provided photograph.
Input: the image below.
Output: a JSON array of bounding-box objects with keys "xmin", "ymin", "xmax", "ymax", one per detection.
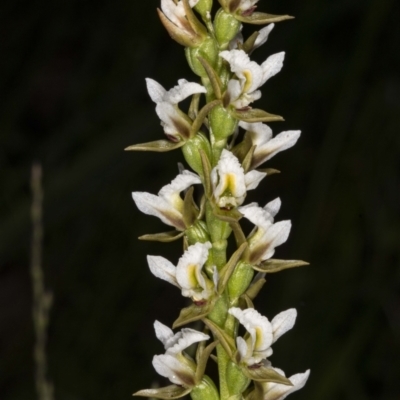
[
  {"xmin": 166, "ymin": 79, "xmax": 206, "ymax": 104},
  {"xmin": 147, "ymin": 255, "xmax": 179, "ymax": 287},
  {"xmin": 253, "ymin": 24, "xmax": 275, "ymax": 50},
  {"xmin": 152, "ymin": 354, "xmax": 195, "ymax": 387},
  {"xmin": 271, "ymin": 309, "xmax": 297, "ymax": 343},
  {"xmin": 168, "ymin": 328, "xmax": 210, "ymax": 354},
  {"xmin": 154, "ymin": 320, "xmax": 175, "ymax": 348},
  {"xmin": 132, "ymin": 191, "xmax": 184, "ymax": 229},
  {"xmin": 263, "ymin": 369, "xmax": 310, "ymax": 400},
  {"xmin": 226, "ymin": 79, "xmax": 243, "ymax": 105},
  {"xmin": 236, "ymin": 336, "xmax": 249, "ymax": 362},
  {"xmin": 258, "ymin": 220, "xmax": 292, "ymax": 261},
  {"xmin": 155, "ymin": 102, "xmax": 191, "ymax": 137},
  {"xmin": 146, "ymin": 78, "xmax": 167, "ymax": 103},
  {"xmin": 239, "ymin": 203, "xmax": 270, "ymax": 229},
  {"xmin": 239, "ymin": 121, "xmax": 273, "ymax": 145},
  {"xmin": 244, "ymin": 170, "xmax": 266, "ymax": 190},
  {"xmin": 261, "ymin": 52, "xmax": 285, "ymax": 85},
  {"xmin": 263, "ymin": 198, "xmax": 281, "ymax": 220},
  {"xmin": 161, "ymin": 0, "xmax": 184, "ymax": 28}
]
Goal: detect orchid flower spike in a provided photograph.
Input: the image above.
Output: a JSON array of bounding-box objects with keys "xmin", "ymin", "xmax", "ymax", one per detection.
[
  {"xmin": 220, "ymin": 49, "xmax": 284, "ymax": 109},
  {"xmin": 132, "ymin": 169, "xmax": 201, "ymax": 231},
  {"xmin": 238, "ymin": 199, "xmax": 291, "ymax": 264},
  {"xmin": 147, "ymin": 242, "xmax": 217, "ymax": 302},
  {"xmin": 146, "ymin": 78, "xmax": 206, "ymax": 141},
  {"xmin": 211, "ymin": 149, "xmax": 266, "ymax": 209},
  {"xmin": 230, "ymin": 24, "xmax": 275, "ymax": 53},
  {"xmin": 239, "ymin": 121, "xmax": 301, "ymax": 169},
  {"xmin": 152, "ymin": 320, "xmax": 210, "ymax": 387},
  {"xmin": 228, "ymin": 307, "xmax": 297, "ymax": 367},
  {"xmin": 262, "ymin": 368, "xmax": 310, "ymax": 400}
]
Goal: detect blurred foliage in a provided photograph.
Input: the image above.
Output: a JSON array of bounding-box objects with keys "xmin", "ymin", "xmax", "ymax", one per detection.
[{"xmin": 1, "ymin": 0, "xmax": 399, "ymax": 399}]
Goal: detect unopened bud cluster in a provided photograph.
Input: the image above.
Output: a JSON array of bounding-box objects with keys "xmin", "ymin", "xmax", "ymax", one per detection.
[{"xmin": 127, "ymin": 1, "xmax": 309, "ymax": 399}]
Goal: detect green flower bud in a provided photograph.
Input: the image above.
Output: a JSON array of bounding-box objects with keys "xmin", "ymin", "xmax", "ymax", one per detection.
[
  {"xmin": 186, "ymin": 220, "xmax": 211, "ymax": 245},
  {"xmin": 228, "ymin": 261, "xmax": 254, "ymax": 300},
  {"xmin": 209, "ymin": 104, "xmax": 238, "ymax": 140},
  {"xmin": 182, "ymin": 132, "xmax": 212, "ymax": 179},
  {"xmin": 214, "ymin": 8, "xmax": 241, "ymax": 49},
  {"xmin": 191, "ymin": 376, "xmax": 220, "ymax": 400},
  {"xmin": 194, "ymin": 0, "xmax": 213, "ymax": 19},
  {"xmin": 185, "ymin": 37, "xmax": 218, "ymax": 78},
  {"xmin": 226, "ymin": 361, "xmax": 250, "ymax": 396}
]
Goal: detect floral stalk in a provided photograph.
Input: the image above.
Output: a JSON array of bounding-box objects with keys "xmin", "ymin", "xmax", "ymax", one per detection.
[{"xmin": 128, "ymin": 1, "xmax": 309, "ymax": 399}]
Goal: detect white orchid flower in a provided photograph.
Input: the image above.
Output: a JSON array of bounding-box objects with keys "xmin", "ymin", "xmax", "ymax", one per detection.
[
  {"xmin": 229, "ymin": 24, "xmax": 275, "ymax": 53},
  {"xmin": 152, "ymin": 320, "xmax": 209, "ymax": 387},
  {"xmin": 238, "ymin": 199, "xmax": 291, "ymax": 264},
  {"xmin": 220, "ymin": 49, "xmax": 284, "ymax": 109},
  {"xmin": 160, "ymin": 0, "xmax": 200, "ymax": 32},
  {"xmin": 132, "ymin": 170, "xmax": 201, "ymax": 231},
  {"xmin": 147, "ymin": 242, "xmax": 217, "ymax": 302},
  {"xmin": 239, "ymin": 121, "xmax": 301, "ymax": 169},
  {"xmin": 229, "ymin": 307, "xmax": 297, "ymax": 366},
  {"xmin": 262, "ymin": 368, "xmax": 310, "ymax": 400},
  {"xmin": 211, "ymin": 149, "xmax": 266, "ymax": 209},
  {"xmin": 146, "ymin": 78, "xmax": 206, "ymax": 141}
]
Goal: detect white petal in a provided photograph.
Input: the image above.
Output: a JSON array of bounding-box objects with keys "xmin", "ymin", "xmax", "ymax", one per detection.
[
  {"xmin": 263, "ymin": 198, "xmax": 281, "ymax": 219},
  {"xmin": 159, "ymin": 170, "xmax": 201, "ymax": 204},
  {"xmin": 259, "ymin": 220, "xmax": 292, "ymax": 261},
  {"xmin": 212, "ymin": 266, "xmax": 219, "ymax": 289},
  {"xmin": 239, "ymin": 203, "xmax": 270, "ymax": 228},
  {"xmin": 264, "ymin": 369, "xmax": 310, "ymax": 400},
  {"xmin": 253, "ymin": 24, "xmax": 274, "ymax": 50},
  {"xmin": 161, "ymin": 0, "xmax": 184, "ymax": 29},
  {"xmin": 239, "ymin": 121, "xmax": 273, "ymax": 144},
  {"xmin": 132, "ymin": 191, "xmax": 184, "ymax": 229},
  {"xmin": 236, "ymin": 336, "xmax": 249, "ymax": 361},
  {"xmin": 152, "ymin": 354, "xmax": 195, "ymax": 387},
  {"xmin": 261, "ymin": 52, "xmax": 285, "ymax": 85},
  {"xmin": 271, "ymin": 309, "xmax": 297, "ymax": 343},
  {"xmin": 145, "ymin": 78, "xmax": 166, "ymax": 103},
  {"xmin": 155, "ymin": 102, "xmax": 191, "ymax": 137},
  {"xmin": 154, "ymin": 320, "xmax": 175, "ymax": 348},
  {"xmin": 226, "ymin": 79, "xmax": 243, "ymax": 105},
  {"xmin": 165, "ymin": 79, "xmax": 206, "ymax": 104},
  {"xmin": 244, "ymin": 170, "xmax": 266, "ymax": 190},
  {"xmin": 147, "ymin": 255, "xmax": 179, "ymax": 287},
  {"xmin": 168, "ymin": 328, "xmax": 210, "ymax": 354}
]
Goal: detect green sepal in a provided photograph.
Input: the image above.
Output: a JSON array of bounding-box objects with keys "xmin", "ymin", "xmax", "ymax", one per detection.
[
  {"xmin": 197, "ymin": 57, "xmax": 223, "ymax": 99},
  {"xmin": 242, "ymin": 31, "xmax": 259, "ymax": 53},
  {"xmin": 232, "ymin": 133, "xmax": 253, "ymax": 164},
  {"xmin": 182, "ymin": 132, "xmax": 212, "ymax": 179},
  {"xmin": 235, "ymin": 12, "xmax": 294, "ymax": 25},
  {"xmin": 254, "ymin": 259, "xmax": 309, "ymax": 273},
  {"xmin": 133, "ymin": 385, "xmax": 191, "ymax": 399},
  {"xmin": 242, "ymin": 366, "xmax": 292, "ymax": 385},
  {"xmin": 199, "ymin": 149, "xmax": 212, "ymax": 198},
  {"xmin": 195, "ymin": 342, "xmax": 218, "ymax": 384},
  {"xmin": 191, "ymin": 99, "xmax": 221, "ymax": 137},
  {"xmin": 242, "ymin": 145, "xmax": 256, "ymax": 173},
  {"xmin": 186, "ymin": 38, "xmax": 219, "ymax": 78},
  {"xmin": 256, "ymin": 168, "xmax": 280, "ymax": 175},
  {"xmin": 244, "ymin": 277, "xmax": 266, "ymax": 300},
  {"xmin": 226, "ymin": 361, "xmax": 250, "ymax": 396},
  {"xmin": 203, "ymin": 318, "xmax": 235, "ymax": 358},
  {"xmin": 125, "ymin": 139, "xmax": 184, "ymax": 152},
  {"xmin": 214, "ymin": 8, "xmax": 241, "ymax": 48},
  {"xmin": 240, "ymin": 294, "xmax": 254, "ymax": 309},
  {"xmin": 183, "ymin": 187, "xmax": 199, "ymax": 228},
  {"xmin": 138, "ymin": 231, "xmax": 184, "ymax": 242},
  {"xmin": 229, "ymin": 221, "xmax": 248, "ymax": 251},
  {"xmin": 227, "ymin": 261, "xmax": 254, "ymax": 300},
  {"xmin": 191, "ymin": 376, "xmax": 220, "ymax": 400},
  {"xmin": 188, "ymin": 93, "xmax": 201, "ymax": 120},
  {"xmin": 218, "ymin": 243, "xmax": 248, "ymax": 295},
  {"xmin": 209, "ymin": 104, "xmax": 238, "ymax": 140},
  {"xmin": 231, "ymin": 108, "xmax": 284, "ymax": 123},
  {"xmin": 213, "ymin": 207, "xmax": 243, "ymax": 223},
  {"xmin": 173, "ymin": 301, "xmax": 215, "ymax": 329}
]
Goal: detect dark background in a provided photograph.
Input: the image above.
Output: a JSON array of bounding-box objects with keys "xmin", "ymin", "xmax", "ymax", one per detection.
[{"xmin": 1, "ymin": 0, "xmax": 399, "ymax": 399}]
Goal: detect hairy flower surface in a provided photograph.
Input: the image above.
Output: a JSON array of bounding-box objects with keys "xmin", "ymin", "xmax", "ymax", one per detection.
[
  {"xmin": 239, "ymin": 121, "xmax": 301, "ymax": 169},
  {"xmin": 132, "ymin": 170, "xmax": 201, "ymax": 231},
  {"xmin": 229, "ymin": 307, "xmax": 297, "ymax": 366},
  {"xmin": 239, "ymin": 199, "xmax": 291, "ymax": 264},
  {"xmin": 211, "ymin": 149, "xmax": 266, "ymax": 209},
  {"xmin": 147, "ymin": 242, "xmax": 216, "ymax": 301},
  {"xmin": 152, "ymin": 320, "xmax": 209, "ymax": 387},
  {"xmin": 146, "ymin": 78, "xmax": 206, "ymax": 140},
  {"xmin": 220, "ymin": 49, "xmax": 284, "ymax": 109},
  {"xmin": 262, "ymin": 368, "xmax": 310, "ymax": 400}
]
